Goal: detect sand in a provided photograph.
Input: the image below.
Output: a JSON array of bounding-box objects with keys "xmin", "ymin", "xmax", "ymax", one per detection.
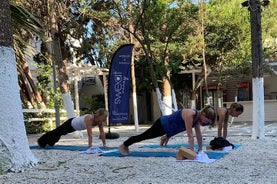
[{"xmin": 0, "ymin": 122, "xmax": 276, "ymax": 184}]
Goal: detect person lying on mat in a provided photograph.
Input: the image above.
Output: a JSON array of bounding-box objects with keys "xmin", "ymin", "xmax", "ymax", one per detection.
[
  {"xmin": 217, "ymin": 103, "xmax": 244, "ymax": 139},
  {"xmin": 37, "ymin": 108, "xmax": 108, "ymax": 148},
  {"xmin": 118, "ymin": 105, "xmax": 216, "ymax": 155}
]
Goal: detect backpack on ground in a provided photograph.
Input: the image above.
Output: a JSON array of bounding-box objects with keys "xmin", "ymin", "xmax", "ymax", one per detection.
[{"xmin": 209, "ymin": 137, "xmax": 234, "ymax": 150}]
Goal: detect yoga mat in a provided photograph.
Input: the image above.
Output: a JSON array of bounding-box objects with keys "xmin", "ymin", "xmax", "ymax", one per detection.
[
  {"xmin": 139, "ymin": 144, "xmax": 188, "ymax": 149},
  {"xmin": 101, "ymin": 151, "xmax": 176, "ymax": 157},
  {"xmin": 30, "ymin": 145, "xmax": 117, "ymax": 151},
  {"xmin": 100, "ymin": 150, "xmax": 228, "ymax": 159},
  {"xmin": 139, "ymin": 143, "xmax": 241, "ymax": 150}
]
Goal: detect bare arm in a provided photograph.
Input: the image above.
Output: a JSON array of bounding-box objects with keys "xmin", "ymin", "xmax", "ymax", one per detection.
[
  {"xmin": 98, "ymin": 123, "xmax": 106, "ymax": 147},
  {"xmin": 183, "ymin": 109, "xmax": 195, "ymax": 151},
  {"xmin": 217, "ymin": 108, "xmax": 227, "ymax": 138},
  {"xmin": 194, "ymin": 123, "xmax": 203, "ymax": 151},
  {"xmin": 84, "ymin": 115, "xmax": 93, "ymax": 148},
  {"xmin": 223, "ymin": 117, "xmax": 229, "ymax": 139}
]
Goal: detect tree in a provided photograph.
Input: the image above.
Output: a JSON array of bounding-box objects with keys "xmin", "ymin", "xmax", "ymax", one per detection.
[
  {"xmin": 11, "ymin": 2, "xmax": 45, "ymax": 107},
  {"xmin": 20, "ymin": 0, "xmax": 114, "ymax": 120},
  {"xmin": 17, "ymin": 1, "xmax": 85, "ymax": 134},
  {"xmin": 110, "ymin": 0, "xmax": 200, "ymax": 114},
  {"xmin": 0, "ymin": 0, "xmax": 37, "ymax": 173},
  {"xmin": 249, "ymin": 0, "xmax": 265, "ymax": 139},
  {"xmin": 201, "ymin": 0, "xmax": 252, "ymax": 107}
]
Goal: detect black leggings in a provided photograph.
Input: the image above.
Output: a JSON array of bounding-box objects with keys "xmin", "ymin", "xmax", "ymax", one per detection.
[
  {"xmin": 123, "ymin": 118, "xmax": 166, "ymax": 147},
  {"xmin": 37, "ymin": 118, "xmax": 75, "ymax": 147}
]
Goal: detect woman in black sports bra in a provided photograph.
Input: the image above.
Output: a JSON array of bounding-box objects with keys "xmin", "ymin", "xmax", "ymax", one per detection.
[{"xmin": 217, "ymin": 103, "xmax": 244, "ymax": 139}]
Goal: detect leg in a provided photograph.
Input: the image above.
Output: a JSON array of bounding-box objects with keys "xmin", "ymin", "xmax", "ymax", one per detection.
[
  {"xmin": 37, "ymin": 118, "xmax": 75, "ymax": 147},
  {"xmin": 118, "ymin": 144, "xmax": 130, "ymax": 155},
  {"xmin": 119, "ymin": 119, "xmax": 165, "ymax": 155}
]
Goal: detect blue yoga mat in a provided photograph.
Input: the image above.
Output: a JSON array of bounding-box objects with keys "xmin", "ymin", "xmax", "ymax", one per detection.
[
  {"xmin": 30, "ymin": 145, "xmax": 117, "ymax": 151},
  {"xmin": 100, "ymin": 150, "xmax": 228, "ymax": 159},
  {"xmin": 101, "ymin": 151, "xmax": 176, "ymax": 157},
  {"xmin": 139, "ymin": 143, "xmax": 241, "ymax": 150}
]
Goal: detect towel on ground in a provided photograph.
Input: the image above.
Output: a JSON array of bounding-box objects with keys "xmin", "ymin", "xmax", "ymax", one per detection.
[
  {"xmin": 80, "ymin": 146, "xmax": 103, "ymax": 154},
  {"xmin": 178, "ymin": 151, "xmax": 216, "ymax": 164}
]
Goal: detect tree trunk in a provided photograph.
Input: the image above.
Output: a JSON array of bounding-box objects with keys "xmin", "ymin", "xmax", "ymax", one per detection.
[
  {"xmin": 0, "ymin": 0, "xmax": 37, "ymax": 173},
  {"xmin": 162, "ymin": 49, "xmax": 172, "ymax": 115},
  {"xmin": 249, "ymin": 0, "xmax": 265, "ymax": 139},
  {"xmin": 48, "ymin": 0, "xmax": 75, "ymax": 119},
  {"xmin": 22, "ymin": 58, "xmax": 43, "ymax": 104},
  {"xmin": 148, "ymin": 56, "xmax": 165, "ymax": 115},
  {"xmin": 18, "ymin": 68, "xmax": 35, "ymax": 105},
  {"xmin": 17, "ymin": 54, "xmax": 44, "ymax": 107},
  {"xmin": 199, "ymin": 0, "xmax": 210, "ymax": 106},
  {"xmin": 144, "ymin": 40, "xmax": 165, "ymax": 115},
  {"xmin": 47, "ymin": 0, "xmax": 81, "ymax": 138},
  {"xmin": 128, "ymin": 4, "xmax": 139, "ymax": 132}
]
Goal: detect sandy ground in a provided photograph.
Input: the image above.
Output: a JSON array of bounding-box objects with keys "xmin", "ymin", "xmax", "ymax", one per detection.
[{"xmin": 0, "ymin": 122, "xmax": 277, "ymax": 184}]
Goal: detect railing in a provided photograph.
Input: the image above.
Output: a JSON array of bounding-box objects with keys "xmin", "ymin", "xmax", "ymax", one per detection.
[{"xmin": 23, "ymin": 109, "xmax": 67, "ymax": 129}]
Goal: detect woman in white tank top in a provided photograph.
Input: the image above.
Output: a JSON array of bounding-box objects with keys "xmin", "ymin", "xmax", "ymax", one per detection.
[{"xmin": 37, "ymin": 108, "xmax": 108, "ymax": 148}]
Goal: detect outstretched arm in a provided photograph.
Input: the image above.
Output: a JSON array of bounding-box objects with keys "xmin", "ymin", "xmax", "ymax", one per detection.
[
  {"xmin": 98, "ymin": 123, "xmax": 107, "ymax": 147},
  {"xmin": 184, "ymin": 109, "xmax": 196, "ymax": 151},
  {"xmin": 217, "ymin": 108, "xmax": 227, "ymax": 138},
  {"xmin": 223, "ymin": 118, "xmax": 229, "ymax": 139},
  {"xmin": 194, "ymin": 123, "xmax": 203, "ymax": 151},
  {"xmin": 84, "ymin": 115, "xmax": 93, "ymax": 148}
]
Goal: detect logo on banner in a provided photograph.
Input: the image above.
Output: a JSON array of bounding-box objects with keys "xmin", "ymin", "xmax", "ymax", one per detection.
[{"xmin": 114, "ymin": 74, "xmax": 129, "ymax": 104}]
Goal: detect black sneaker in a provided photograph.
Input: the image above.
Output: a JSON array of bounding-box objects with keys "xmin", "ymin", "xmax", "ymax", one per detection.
[{"xmin": 37, "ymin": 138, "xmax": 47, "ymax": 148}]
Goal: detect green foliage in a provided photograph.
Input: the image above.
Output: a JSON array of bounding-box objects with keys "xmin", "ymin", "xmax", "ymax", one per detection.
[
  {"xmin": 71, "ymin": 1, "xmax": 116, "ymax": 67},
  {"xmin": 23, "ymin": 50, "xmax": 64, "ymax": 134},
  {"xmin": 201, "ymin": 0, "xmax": 251, "ymax": 82},
  {"xmin": 262, "ymin": 0, "xmax": 277, "ymax": 60},
  {"xmin": 134, "ymin": 57, "xmax": 153, "ymax": 92},
  {"xmin": 10, "ymin": 2, "xmax": 44, "ymax": 37},
  {"xmin": 17, "ymin": 0, "xmax": 277, "ymax": 110},
  {"xmin": 80, "ymin": 94, "xmax": 105, "ymax": 115},
  {"xmin": 33, "ymin": 52, "xmax": 63, "ymax": 109},
  {"xmin": 24, "ymin": 121, "xmax": 49, "ymax": 134},
  {"xmin": 207, "ymin": 1, "xmax": 248, "ymax": 61},
  {"xmin": 205, "ymin": 0, "xmax": 277, "ymax": 76},
  {"xmin": 23, "ymin": 112, "xmax": 51, "ymax": 134}
]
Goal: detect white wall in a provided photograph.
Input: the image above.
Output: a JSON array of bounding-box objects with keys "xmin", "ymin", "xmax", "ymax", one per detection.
[
  {"xmin": 225, "ymin": 100, "xmax": 277, "ymax": 122},
  {"xmin": 264, "ymin": 74, "xmax": 277, "ymax": 100}
]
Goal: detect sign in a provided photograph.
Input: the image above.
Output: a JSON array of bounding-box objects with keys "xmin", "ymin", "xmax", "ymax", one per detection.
[
  {"xmin": 238, "ymin": 82, "xmax": 249, "ymax": 88},
  {"xmin": 108, "ymin": 44, "xmax": 134, "ymax": 124}
]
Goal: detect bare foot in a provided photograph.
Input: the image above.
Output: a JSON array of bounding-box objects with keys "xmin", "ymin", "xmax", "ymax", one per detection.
[
  {"xmin": 160, "ymin": 135, "xmax": 169, "ymax": 146},
  {"xmin": 118, "ymin": 144, "xmax": 130, "ymax": 155}
]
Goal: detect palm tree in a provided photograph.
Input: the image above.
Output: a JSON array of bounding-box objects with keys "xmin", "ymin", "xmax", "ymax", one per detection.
[
  {"xmin": 11, "ymin": 2, "xmax": 45, "ymax": 107},
  {"xmin": 0, "ymin": 0, "xmax": 37, "ymax": 173}
]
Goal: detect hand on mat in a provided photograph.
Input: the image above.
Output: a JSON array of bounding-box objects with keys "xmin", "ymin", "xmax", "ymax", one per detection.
[{"xmin": 160, "ymin": 135, "xmax": 169, "ymax": 146}]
